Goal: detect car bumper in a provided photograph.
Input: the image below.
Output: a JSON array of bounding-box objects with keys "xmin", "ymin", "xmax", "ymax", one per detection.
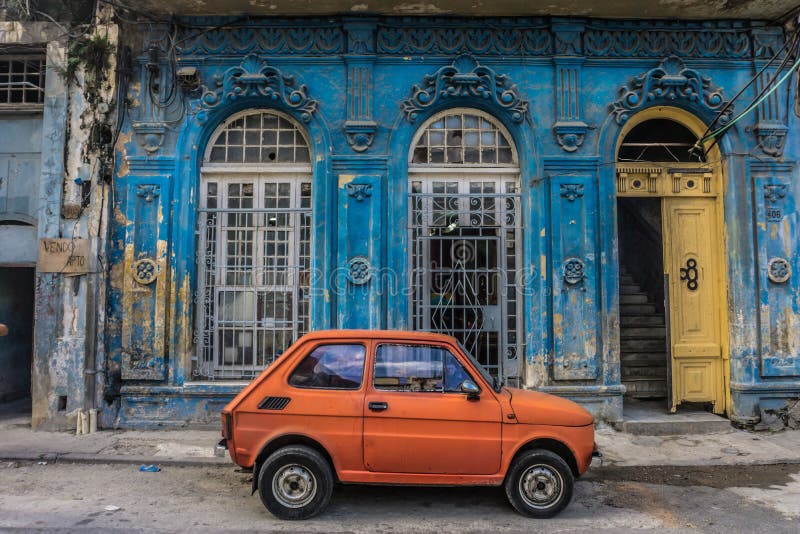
[
  {"xmin": 590, "ymin": 442, "xmax": 603, "ymax": 468},
  {"xmin": 214, "ymin": 438, "xmax": 228, "ymax": 458}
]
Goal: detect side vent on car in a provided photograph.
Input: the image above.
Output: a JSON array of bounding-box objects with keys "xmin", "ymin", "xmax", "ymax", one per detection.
[{"xmin": 258, "ymin": 396, "xmax": 291, "ymax": 410}]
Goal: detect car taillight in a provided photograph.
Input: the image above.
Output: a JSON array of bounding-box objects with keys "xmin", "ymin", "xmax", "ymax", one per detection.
[{"xmin": 221, "ymin": 412, "xmax": 232, "ymax": 439}]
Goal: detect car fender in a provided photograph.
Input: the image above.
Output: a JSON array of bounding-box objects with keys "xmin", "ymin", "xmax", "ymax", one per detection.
[{"xmin": 502, "ymin": 424, "xmax": 594, "ymax": 476}]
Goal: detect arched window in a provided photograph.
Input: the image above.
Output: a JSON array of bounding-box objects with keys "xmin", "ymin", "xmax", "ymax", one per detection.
[
  {"xmin": 407, "ymin": 109, "xmax": 521, "ymax": 382},
  {"xmin": 196, "ymin": 110, "xmax": 312, "ymax": 380},
  {"xmin": 205, "ymin": 111, "xmax": 310, "ymax": 165},
  {"xmin": 410, "ymin": 111, "xmax": 517, "ymax": 166},
  {"xmin": 617, "ymin": 118, "xmax": 705, "ymax": 163}
]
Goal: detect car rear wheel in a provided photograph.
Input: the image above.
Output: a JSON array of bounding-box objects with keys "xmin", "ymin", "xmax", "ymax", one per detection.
[
  {"xmin": 504, "ymin": 449, "xmax": 574, "ymax": 518},
  {"xmin": 257, "ymin": 445, "xmax": 334, "ymax": 520}
]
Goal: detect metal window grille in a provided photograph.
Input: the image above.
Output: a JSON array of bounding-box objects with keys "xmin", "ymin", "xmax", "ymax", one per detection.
[
  {"xmin": 408, "ymin": 111, "xmax": 522, "ymax": 382},
  {"xmin": 195, "ymin": 110, "xmax": 312, "ymax": 380},
  {"xmin": 0, "ymin": 56, "xmax": 46, "ymax": 108},
  {"xmin": 409, "ymin": 178, "xmax": 522, "ymax": 381}
]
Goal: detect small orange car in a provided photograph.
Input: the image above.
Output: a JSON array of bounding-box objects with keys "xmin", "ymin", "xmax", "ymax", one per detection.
[{"xmin": 219, "ymin": 330, "xmax": 598, "ymax": 519}]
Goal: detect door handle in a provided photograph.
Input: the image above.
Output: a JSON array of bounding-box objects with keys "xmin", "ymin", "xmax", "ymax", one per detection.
[{"xmin": 368, "ymin": 401, "xmax": 388, "ymax": 411}]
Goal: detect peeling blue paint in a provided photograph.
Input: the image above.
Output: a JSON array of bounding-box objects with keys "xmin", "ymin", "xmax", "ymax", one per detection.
[{"xmin": 105, "ymin": 16, "xmax": 800, "ymax": 428}]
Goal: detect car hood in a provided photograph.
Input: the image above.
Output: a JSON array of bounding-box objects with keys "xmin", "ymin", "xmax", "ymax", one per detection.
[{"xmin": 506, "ymin": 387, "xmax": 594, "ymax": 427}]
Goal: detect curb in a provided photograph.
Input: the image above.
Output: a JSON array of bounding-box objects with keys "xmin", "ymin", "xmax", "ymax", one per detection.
[
  {"xmin": 588, "ymin": 457, "xmax": 800, "ymax": 471},
  {"xmin": 1, "ymin": 452, "xmax": 231, "ymax": 467},
  {"xmin": 3, "ymin": 453, "xmax": 800, "ymax": 470}
]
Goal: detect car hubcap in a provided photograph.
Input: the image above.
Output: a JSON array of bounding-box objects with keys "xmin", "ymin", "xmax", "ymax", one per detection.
[
  {"xmin": 272, "ymin": 464, "xmax": 317, "ymax": 508},
  {"xmin": 519, "ymin": 464, "xmax": 562, "ymax": 509}
]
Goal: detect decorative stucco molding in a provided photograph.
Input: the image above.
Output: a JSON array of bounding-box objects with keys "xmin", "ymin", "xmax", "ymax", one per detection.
[
  {"xmin": 584, "ymin": 21, "xmax": 751, "ymax": 59},
  {"xmin": 609, "ymin": 56, "xmax": 732, "ymax": 126},
  {"xmin": 172, "ymin": 19, "xmax": 767, "ymax": 60},
  {"xmin": 562, "ymin": 257, "xmax": 586, "ymax": 286},
  {"xmin": 401, "ymin": 55, "xmax": 529, "ymax": 124},
  {"xmin": 346, "ymin": 182, "xmax": 373, "ymax": 201},
  {"xmin": 176, "ymin": 24, "xmax": 344, "ymax": 55},
  {"xmin": 559, "ymin": 183, "xmax": 585, "ymax": 201},
  {"xmin": 346, "ymin": 256, "xmax": 372, "ymax": 285},
  {"xmin": 754, "ymin": 123, "xmax": 788, "ymax": 157},
  {"xmin": 767, "ymin": 258, "xmax": 791, "ymax": 284},
  {"xmin": 194, "ymin": 54, "xmax": 317, "ymax": 124},
  {"xmin": 764, "ymin": 184, "xmax": 787, "ymax": 204},
  {"xmin": 131, "ymin": 258, "xmax": 159, "ymax": 285},
  {"xmin": 377, "ymin": 21, "xmax": 551, "ymax": 56},
  {"xmin": 131, "ymin": 122, "xmax": 167, "ymax": 154}
]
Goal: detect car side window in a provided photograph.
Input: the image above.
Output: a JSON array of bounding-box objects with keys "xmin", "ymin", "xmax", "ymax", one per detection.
[
  {"xmin": 288, "ymin": 344, "xmax": 366, "ymax": 390},
  {"xmin": 444, "ymin": 352, "xmax": 474, "ymax": 393},
  {"xmin": 374, "ymin": 344, "xmax": 450, "ymax": 392}
]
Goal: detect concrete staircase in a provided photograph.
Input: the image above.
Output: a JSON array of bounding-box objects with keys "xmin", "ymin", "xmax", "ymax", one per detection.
[{"xmin": 619, "ymin": 269, "xmax": 668, "ymax": 399}]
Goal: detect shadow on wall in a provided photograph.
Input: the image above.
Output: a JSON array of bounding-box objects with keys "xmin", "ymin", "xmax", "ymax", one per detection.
[{"xmin": 0, "ymin": 267, "xmax": 34, "ymax": 403}]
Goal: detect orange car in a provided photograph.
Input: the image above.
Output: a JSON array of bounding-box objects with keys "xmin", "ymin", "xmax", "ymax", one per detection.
[{"xmin": 219, "ymin": 330, "xmax": 598, "ymax": 520}]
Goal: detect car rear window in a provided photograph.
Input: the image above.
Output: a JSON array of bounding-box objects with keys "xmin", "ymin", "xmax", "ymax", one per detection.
[{"xmin": 288, "ymin": 344, "xmax": 366, "ymax": 390}]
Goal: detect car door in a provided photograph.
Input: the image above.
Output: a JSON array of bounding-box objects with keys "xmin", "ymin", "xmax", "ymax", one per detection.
[{"xmin": 362, "ymin": 341, "xmax": 502, "ymax": 475}]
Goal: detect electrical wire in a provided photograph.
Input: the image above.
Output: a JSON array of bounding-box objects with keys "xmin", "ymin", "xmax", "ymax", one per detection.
[
  {"xmin": 698, "ymin": 40, "xmax": 800, "ymax": 156},
  {"xmin": 692, "ymin": 28, "xmax": 800, "ymax": 157},
  {"xmin": 697, "ymin": 28, "xmax": 799, "ymax": 142}
]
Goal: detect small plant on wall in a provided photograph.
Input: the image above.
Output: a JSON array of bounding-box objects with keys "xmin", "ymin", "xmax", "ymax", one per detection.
[{"xmin": 58, "ymin": 32, "xmax": 116, "ymax": 184}]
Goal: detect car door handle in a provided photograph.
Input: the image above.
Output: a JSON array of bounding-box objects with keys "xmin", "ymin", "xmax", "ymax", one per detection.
[{"xmin": 368, "ymin": 401, "xmax": 388, "ymax": 411}]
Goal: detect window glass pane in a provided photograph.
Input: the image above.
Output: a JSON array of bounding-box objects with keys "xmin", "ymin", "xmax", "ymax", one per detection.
[
  {"xmin": 374, "ymin": 344, "xmax": 445, "ymax": 392},
  {"xmin": 289, "ymin": 344, "xmax": 366, "ymax": 389},
  {"xmin": 411, "ymin": 112, "xmax": 514, "ymax": 166},
  {"xmin": 444, "ymin": 352, "xmax": 473, "ymax": 393},
  {"xmin": 207, "ymin": 111, "xmax": 310, "ymax": 164}
]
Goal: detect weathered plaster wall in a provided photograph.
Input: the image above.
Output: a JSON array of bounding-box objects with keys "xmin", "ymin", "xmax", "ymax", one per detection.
[
  {"xmin": 109, "ymin": 16, "xmax": 800, "ymax": 427},
  {"xmin": 29, "ymin": 8, "xmax": 118, "ymax": 430}
]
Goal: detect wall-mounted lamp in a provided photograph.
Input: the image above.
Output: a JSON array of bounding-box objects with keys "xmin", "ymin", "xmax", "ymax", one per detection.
[{"xmin": 176, "ymin": 66, "xmax": 200, "ymax": 91}]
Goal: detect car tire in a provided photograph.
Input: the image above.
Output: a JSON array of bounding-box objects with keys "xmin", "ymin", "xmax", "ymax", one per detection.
[
  {"xmin": 504, "ymin": 449, "xmax": 574, "ymax": 518},
  {"xmin": 257, "ymin": 445, "xmax": 334, "ymax": 520}
]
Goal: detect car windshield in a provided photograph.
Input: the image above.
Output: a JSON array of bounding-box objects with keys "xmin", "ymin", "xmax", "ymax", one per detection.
[{"xmin": 456, "ymin": 341, "xmax": 501, "ymax": 393}]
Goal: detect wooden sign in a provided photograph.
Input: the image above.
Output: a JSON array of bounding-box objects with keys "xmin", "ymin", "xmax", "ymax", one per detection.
[{"xmin": 38, "ymin": 238, "xmax": 89, "ymax": 274}]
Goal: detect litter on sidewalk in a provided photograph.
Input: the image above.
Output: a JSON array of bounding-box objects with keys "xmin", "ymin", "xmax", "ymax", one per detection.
[{"xmin": 139, "ymin": 464, "xmax": 161, "ymax": 472}]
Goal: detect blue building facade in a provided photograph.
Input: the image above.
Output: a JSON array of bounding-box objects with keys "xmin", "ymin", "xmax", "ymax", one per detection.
[{"xmin": 107, "ymin": 16, "xmax": 800, "ymax": 428}]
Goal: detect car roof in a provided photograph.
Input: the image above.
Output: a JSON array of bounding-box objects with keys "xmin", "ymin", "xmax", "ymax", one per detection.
[{"xmin": 298, "ymin": 329, "xmax": 457, "ymax": 343}]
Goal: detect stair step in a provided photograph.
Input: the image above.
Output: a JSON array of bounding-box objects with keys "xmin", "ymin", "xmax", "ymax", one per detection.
[
  {"xmin": 620, "ymin": 284, "xmax": 644, "ymax": 295},
  {"xmin": 620, "ymin": 294, "xmax": 649, "ymax": 304},
  {"xmin": 620, "ymin": 352, "xmax": 668, "ymax": 366},
  {"xmin": 619, "ymin": 275, "xmax": 634, "ymax": 285},
  {"xmin": 620, "ymin": 315, "xmax": 665, "ymax": 326},
  {"xmin": 621, "ymin": 338, "xmax": 668, "ymax": 351},
  {"xmin": 620, "ymin": 303, "xmax": 657, "ymax": 314},
  {"xmin": 622, "ymin": 366, "xmax": 668, "ymax": 379},
  {"xmin": 620, "ymin": 326, "xmax": 667, "ymax": 339},
  {"xmin": 615, "ymin": 403, "xmax": 732, "ymax": 435},
  {"xmin": 622, "ymin": 380, "xmax": 668, "ymax": 395}
]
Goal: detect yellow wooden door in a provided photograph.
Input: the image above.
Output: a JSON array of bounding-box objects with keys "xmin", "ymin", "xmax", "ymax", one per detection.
[{"xmin": 663, "ymin": 196, "xmax": 725, "ymax": 414}]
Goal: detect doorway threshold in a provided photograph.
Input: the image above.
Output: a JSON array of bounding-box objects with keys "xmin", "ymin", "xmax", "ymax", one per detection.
[{"xmin": 614, "ymin": 399, "xmax": 731, "ymax": 435}]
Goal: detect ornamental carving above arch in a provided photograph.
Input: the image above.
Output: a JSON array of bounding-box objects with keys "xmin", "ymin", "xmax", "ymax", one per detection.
[
  {"xmin": 401, "ymin": 54, "xmax": 529, "ymax": 124},
  {"xmin": 193, "ymin": 54, "xmax": 318, "ymax": 124},
  {"xmin": 609, "ymin": 56, "xmax": 732, "ymax": 126}
]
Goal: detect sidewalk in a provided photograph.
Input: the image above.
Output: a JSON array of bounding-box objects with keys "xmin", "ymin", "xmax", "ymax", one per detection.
[{"xmin": 2, "ymin": 407, "xmax": 799, "ymax": 469}]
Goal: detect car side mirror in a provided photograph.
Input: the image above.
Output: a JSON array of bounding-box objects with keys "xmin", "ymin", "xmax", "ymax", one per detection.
[{"xmin": 460, "ymin": 379, "xmax": 480, "ymax": 401}]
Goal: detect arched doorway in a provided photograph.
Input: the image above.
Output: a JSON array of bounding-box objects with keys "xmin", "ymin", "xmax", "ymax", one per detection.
[
  {"xmin": 195, "ymin": 109, "xmax": 312, "ymax": 380},
  {"xmin": 407, "ymin": 109, "xmax": 522, "ymax": 382},
  {"xmin": 615, "ymin": 107, "xmax": 728, "ymax": 414}
]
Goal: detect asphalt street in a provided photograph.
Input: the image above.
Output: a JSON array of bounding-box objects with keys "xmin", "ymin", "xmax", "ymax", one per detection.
[{"xmin": 0, "ymin": 461, "xmax": 798, "ymax": 533}]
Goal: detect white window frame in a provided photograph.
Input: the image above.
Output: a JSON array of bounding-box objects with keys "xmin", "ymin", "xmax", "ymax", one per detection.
[{"xmin": 195, "ymin": 109, "xmax": 313, "ymax": 380}]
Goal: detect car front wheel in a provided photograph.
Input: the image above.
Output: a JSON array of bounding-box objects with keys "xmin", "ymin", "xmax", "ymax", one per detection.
[
  {"xmin": 504, "ymin": 449, "xmax": 574, "ymax": 518},
  {"xmin": 257, "ymin": 445, "xmax": 334, "ymax": 520}
]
